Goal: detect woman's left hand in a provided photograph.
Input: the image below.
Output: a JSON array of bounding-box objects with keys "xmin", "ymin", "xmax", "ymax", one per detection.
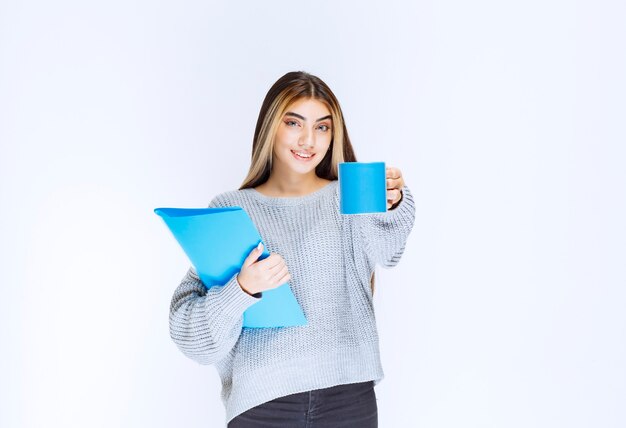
[{"xmin": 386, "ymin": 167, "xmax": 405, "ymax": 210}]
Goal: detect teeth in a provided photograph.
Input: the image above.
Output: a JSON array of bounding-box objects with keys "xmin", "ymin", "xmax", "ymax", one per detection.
[{"xmin": 293, "ymin": 151, "xmax": 312, "ymax": 158}]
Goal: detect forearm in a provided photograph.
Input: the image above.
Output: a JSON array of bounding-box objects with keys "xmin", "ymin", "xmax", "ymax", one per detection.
[
  {"xmin": 356, "ymin": 185, "xmax": 416, "ymax": 267},
  {"xmin": 169, "ymin": 268, "xmax": 259, "ymax": 365}
]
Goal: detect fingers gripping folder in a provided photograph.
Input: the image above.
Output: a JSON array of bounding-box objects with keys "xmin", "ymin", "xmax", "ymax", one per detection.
[{"xmin": 154, "ymin": 206, "xmax": 307, "ymax": 328}]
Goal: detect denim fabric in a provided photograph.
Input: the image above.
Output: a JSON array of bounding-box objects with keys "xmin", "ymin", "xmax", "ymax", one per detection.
[{"xmin": 228, "ymin": 381, "xmax": 378, "ymax": 428}]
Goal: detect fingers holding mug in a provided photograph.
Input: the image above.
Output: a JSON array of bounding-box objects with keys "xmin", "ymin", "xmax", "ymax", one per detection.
[
  {"xmin": 385, "ymin": 167, "xmax": 405, "ymax": 209},
  {"xmin": 386, "ymin": 167, "xmax": 405, "ymax": 187}
]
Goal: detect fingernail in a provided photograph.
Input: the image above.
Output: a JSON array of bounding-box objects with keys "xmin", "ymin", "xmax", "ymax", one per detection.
[{"xmin": 257, "ymin": 242, "xmax": 263, "ymax": 251}]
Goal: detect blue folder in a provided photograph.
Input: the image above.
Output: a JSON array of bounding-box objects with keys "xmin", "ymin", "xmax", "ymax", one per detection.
[{"xmin": 154, "ymin": 206, "xmax": 307, "ymax": 328}]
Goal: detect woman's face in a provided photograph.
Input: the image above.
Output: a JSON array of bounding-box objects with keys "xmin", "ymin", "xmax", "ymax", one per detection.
[{"xmin": 272, "ymin": 97, "xmax": 333, "ymax": 177}]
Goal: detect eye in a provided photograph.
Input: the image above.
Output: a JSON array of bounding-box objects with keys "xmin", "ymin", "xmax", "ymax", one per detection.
[
  {"xmin": 285, "ymin": 120, "xmax": 299, "ymax": 127},
  {"xmin": 318, "ymin": 124, "xmax": 330, "ymax": 132}
]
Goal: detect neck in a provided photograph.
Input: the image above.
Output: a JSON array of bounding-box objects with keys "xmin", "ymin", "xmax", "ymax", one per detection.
[{"xmin": 258, "ymin": 170, "xmax": 330, "ymax": 197}]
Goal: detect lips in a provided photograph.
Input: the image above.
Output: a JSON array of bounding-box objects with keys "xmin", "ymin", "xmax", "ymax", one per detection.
[{"xmin": 291, "ymin": 150, "xmax": 315, "ymax": 161}]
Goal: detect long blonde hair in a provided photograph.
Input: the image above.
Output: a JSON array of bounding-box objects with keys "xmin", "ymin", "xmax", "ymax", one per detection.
[{"xmin": 239, "ymin": 71, "xmax": 357, "ymax": 189}]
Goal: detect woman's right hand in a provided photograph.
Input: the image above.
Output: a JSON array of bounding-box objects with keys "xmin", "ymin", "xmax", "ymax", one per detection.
[{"xmin": 237, "ymin": 242, "xmax": 291, "ymax": 296}]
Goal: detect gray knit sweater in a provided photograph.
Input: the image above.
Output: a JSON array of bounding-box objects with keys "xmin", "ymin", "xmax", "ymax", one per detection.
[{"xmin": 169, "ymin": 180, "xmax": 415, "ymax": 425}]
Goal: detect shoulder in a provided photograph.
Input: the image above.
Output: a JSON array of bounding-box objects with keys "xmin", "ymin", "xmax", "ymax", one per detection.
[{"xmin": 208, "ymin": 189, "xmax": 252, "ymax": 208}]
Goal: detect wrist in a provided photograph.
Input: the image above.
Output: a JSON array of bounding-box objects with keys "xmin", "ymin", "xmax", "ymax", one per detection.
[{"xmin": 236, "ymin": 274, "xmax": 260, "ymax": 297}]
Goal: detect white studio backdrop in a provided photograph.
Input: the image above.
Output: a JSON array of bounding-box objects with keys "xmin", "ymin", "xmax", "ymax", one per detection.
[{"xmin": 1, "ymin": 0, "xmax": 625, "ymax": 427}]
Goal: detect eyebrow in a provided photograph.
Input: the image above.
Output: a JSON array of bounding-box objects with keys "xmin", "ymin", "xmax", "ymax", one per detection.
[{"xmin": 285, "ymin": 112, "xmax": 332, "ymax": 122}]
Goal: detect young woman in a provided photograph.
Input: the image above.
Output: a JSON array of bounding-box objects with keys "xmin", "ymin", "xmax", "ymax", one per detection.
[{"xmin": 169, "ymin": 71, "xmax": 415, "ymax": 427}]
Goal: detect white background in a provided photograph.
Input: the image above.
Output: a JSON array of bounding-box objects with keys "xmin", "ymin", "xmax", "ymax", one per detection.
[{"xmin": 1, "ymin": 1, "xmax": 625, "ymax": 427}]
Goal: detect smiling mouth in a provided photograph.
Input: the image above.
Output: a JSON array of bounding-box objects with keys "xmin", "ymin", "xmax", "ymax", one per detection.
[{"xmin": 291, "ymin": 150, "xmax": 315, "ymax": 161}]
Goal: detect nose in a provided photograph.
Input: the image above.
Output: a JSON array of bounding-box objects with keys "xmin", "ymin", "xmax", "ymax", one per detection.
[{"xmin": 298, "ymin": 127, "xmax": 314, "ymax": 148}]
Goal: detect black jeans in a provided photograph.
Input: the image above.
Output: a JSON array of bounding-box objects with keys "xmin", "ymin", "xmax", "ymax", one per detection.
[{"xmin": 228, "ymin": 381, "xmax": 378, "ymax": 428}]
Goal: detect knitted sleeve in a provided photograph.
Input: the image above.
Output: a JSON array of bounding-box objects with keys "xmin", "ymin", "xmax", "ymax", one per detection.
[
  {"xmin": 169, "ymin": 268, "xmax": 260, "ymax": 365},
  {"xmin": 355, "ymin": 185, "xmax": 416, "ymax": 268},
  {"xmin": 167, "ymin": 193, "xmax": 261, "ymax": 365}
]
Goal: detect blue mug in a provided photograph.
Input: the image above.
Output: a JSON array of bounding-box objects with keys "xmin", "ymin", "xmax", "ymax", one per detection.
[{"xmin": 338, "ymin": 162, "xmax": 387, "ymax": 214}]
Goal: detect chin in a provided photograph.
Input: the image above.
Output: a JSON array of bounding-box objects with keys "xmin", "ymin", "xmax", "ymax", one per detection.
[{"xmin": 290, "ymin": 164, "xmax": 318, "ymax": 175}]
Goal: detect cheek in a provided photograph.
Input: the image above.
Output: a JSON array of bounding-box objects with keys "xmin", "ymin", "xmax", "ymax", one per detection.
[
  {"xmin": 320, "ymin": 136, "xmax": 332, "ymax": 152},
  {"xmin": 273, "ymin": 130, "xmax": 290, "ymax": 149}
]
